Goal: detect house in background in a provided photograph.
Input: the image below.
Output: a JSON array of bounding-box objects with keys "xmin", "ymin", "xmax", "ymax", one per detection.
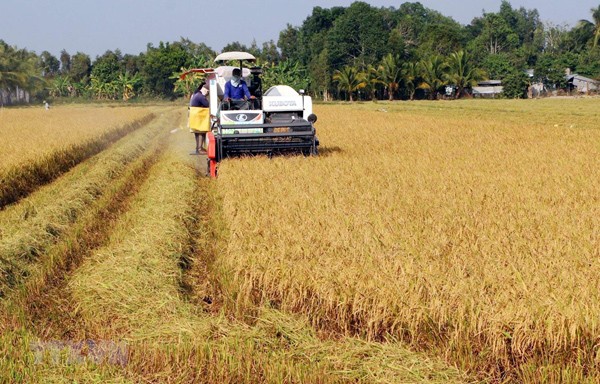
[
  {"xmin": 472, "ymin": 80, "xmax": 503, "ymax": 98},
  {"xmin": 566, "ymin": 74, "xmax": 599, "ymax": 94}
]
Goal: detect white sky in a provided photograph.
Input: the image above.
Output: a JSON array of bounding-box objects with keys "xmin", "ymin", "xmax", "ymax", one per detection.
[{"xmin": 1, "ymin": 0, "xmax": 597, "ymax": 58}]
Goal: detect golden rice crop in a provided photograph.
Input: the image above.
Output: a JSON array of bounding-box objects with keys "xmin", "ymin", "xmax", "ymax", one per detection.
[
  {"xmin": 215, "ymin": 99, "xmax": 600, "ymax": 382},
  {"xmin": 0, "ymin": 108, "xmax": 173, "ymax": 298},
  {"xmin": 0, "ymin": 105, "xmax": 158, "ymax": 207},
  {"xmin": 59, "ymin": 127, "xmax": 463, "ymax": 383},
  {"xmin": 0, "ymin": 105, "xmax": 151, "ymax": 171}
]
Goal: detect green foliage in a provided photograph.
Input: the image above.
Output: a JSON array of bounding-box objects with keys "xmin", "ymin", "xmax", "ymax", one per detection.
[
  {"xmin": 482, "ymin": 53, "xmax": 514, "ymax": 79},
  {"xmin": 418, "ymin": 55, "xmax": 448, "ymax": 99},
  {"xmin": 70, "ymin": 52, "xmax": 91, "ymax": 83},
  {"xmin": 0, "ymin": 40, "xmax": 46, "ymax": 103},
  {"xmin": 278, "ymin": 24, "xmax": 299, "ymax": 61},
  {"xmin": 3, "ymin": 1, "xmax": 600, "ymax": 103},
  {"xmin": 333, "ymin": 66, "xmax": 366, "ymax": 101},
  {"xmin": 39, "ymin": 51, "xmax": 60, "ymax": 78},
  {"xmin": 261, "ymin": 60, "xmax": 309, "ymax": 92},
  {"xmin": 362, "ymin": 64, "xmax": 384, "ymax": 100},
  {"xmin": 576, "ymin": 6, "xmax": 600, "ymax": 48},
  {"xmin": 402, "ymin": 61, "xmax": 419, "ymax": 100},
  {"xmin": 534, "ymin": 54, "xmax": 569, "ymax": 89},
  {"xmin": 502, "ymin": 70, "xmax": 530, "ymax": 98},
  {"xmin": 141, "ymin": 41, "xmax": 190, "ymax": 97},
  {"xmin": 308, "ymin": 49, "xmax": 331, "ymax": 100},
  {"xmin": 326, "ymin": 2, "xmax": 388, "ymax": 69},
  {"xmin": 49, "ymin": 75, "xmax": 72, "ymax": 97},
  {"xmin": 379, "ymin": 53, "xmax": 402, "ymax": 100},
  {"xmin": 576, "ymin": 47, "xmax": 600, "ymax": 78},
  {"xmin": 91, "ymin": 50, "xmax": 123, "ymax": 84},
  {"xmin": 445, "ymin": 50, "xmax": 484, "ymax": 98}
]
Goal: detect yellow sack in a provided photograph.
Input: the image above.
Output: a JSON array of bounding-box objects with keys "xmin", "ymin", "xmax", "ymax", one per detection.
[{"xmin": 188, "ymin": 107, "xmax": 210, "ymax": 132}]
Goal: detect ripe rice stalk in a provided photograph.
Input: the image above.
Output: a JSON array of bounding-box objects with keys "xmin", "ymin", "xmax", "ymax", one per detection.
[
  {"xmin": 214, "ymin": 99, "xmax": 600, "ymax": 382},
  {"xmin": 0, "ymin": 105, "xmax": 157, "ymax": 208},
  {"xmin": 44, "ymin": 127, "xmax": 464, "ymax": 383}
]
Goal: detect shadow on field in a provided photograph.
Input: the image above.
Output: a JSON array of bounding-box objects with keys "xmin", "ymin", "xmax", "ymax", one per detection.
[{"xmin": 319, "ymin": 146, "xmax": 343, "ymax": 157}]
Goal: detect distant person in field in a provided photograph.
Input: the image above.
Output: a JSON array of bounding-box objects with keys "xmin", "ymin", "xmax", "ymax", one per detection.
[
  {"xmin": 44, "ymin": 101, "xmax": 49, "ymax": 110},
  {"xmin": 188, "ymin": 82, "xmax": 210, "ymax": 154},
  {"xmin": 223, "ymin": 68, "xmax": 253, "ymax": 110}
]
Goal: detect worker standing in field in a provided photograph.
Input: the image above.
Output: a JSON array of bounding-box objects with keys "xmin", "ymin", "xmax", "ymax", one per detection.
[
  {"xmin": 188, "ymin": 82, "xmax": 210, "ymax": 154},
  {"xmin": 223, "ymin": 68, "xmax": 253, "ymax": 110}
]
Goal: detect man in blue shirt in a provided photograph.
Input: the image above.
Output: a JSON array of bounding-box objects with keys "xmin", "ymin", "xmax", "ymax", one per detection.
[{"xmin": 223, "ymin": 68, "xmax": 254, "ymax": 110}]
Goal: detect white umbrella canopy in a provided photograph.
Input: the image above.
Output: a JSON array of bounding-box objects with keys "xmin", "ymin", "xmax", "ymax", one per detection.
[{"xmin": 214, "ymin": 51, "xmax": 257, "ymax": 62}]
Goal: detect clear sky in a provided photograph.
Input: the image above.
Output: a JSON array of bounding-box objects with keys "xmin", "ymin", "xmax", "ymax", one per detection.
[{"xmin": 1, "ymin": 0, "xmax": 598, "ymax": 58}]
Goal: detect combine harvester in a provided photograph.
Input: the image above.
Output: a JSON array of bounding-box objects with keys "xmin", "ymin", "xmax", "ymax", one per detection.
[{"xmin": 181, "ymin": 51, "xmax": 319, "ymax": 177}]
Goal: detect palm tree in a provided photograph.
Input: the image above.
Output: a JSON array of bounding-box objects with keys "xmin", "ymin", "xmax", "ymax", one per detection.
[
  {"xmin": 362, "ymin": 64, "xmax": 384, "ymax": 101},
  {"xmin": 577, "ymin": 5, "xmax": 600, "ymax": 48},
  {"xmin": 418, "ymin": 56, "xmax": 448, "ymax": 100},
  {"xmin": 402, "ymin": 62, "xmax": 419, "ymax": 101},
  {"xmin": 445, "ymin": 50, "xmax": 484, "ymax": 99},
  {"xmin": 379, "ymin": 53, "xmax": 402, "ymax": 101},
  {"xmin": 333, "ymin": 66, "xmax": 366, "ymax": 102},
  {"xmin": 0, "ymin": 42, "xmax": 43, "ymax": 104}
]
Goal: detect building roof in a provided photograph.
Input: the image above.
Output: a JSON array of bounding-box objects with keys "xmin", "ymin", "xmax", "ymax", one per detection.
[
  {"xmin": 566, "ymin": 74, "xmax": 599, "ymax": 84},
  {"xmin": 478, "ymin": 80, "xmax": 502, "ymax": 86}
]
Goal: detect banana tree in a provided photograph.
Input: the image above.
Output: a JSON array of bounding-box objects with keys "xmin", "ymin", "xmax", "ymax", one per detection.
[
  {"xmin": 117, "ymin": 72, "xmax": 141, "ymax": 101},
  {"xmin": 173, "ymin": 67, "xmax": 207, "ymax": 98},
  {"xmin": 49, "ymin": 75, "xmax": 71, "ymax": 97}
]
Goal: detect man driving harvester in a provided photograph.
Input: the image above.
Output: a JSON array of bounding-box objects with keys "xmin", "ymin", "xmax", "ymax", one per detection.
[{"xmin": 223, "ymin": 68, "xmax": 255, "ymax": 110}]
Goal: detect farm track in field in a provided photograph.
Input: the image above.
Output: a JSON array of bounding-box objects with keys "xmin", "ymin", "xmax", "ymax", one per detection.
[{"xmin": 0, "ymin": 113, "xmax": 156, "ymax": 209}]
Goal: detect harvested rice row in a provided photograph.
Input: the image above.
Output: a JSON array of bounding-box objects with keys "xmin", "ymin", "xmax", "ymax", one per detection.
[
  {"xmin": 0, "ymin": 108, "xmax": 172, "ymax": 298},
  {"xmin": 0, "ymin": 139, "xmax": 165, "ymax": 384},
  {"xmin": 0, "ymin": 108, "xmax": 174, "ymax": 384},
  {"xmin": 30, "ymin": 129, "xmax": 464, "ymax": 383},
  {"xmin": 0, "ymin": 113, "xmax": 156, "ymax": 208}
]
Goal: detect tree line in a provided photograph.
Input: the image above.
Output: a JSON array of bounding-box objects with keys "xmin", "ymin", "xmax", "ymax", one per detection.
[{"xmin": 1, "ymin": 1, "xmax": 599, "ymax": 105}]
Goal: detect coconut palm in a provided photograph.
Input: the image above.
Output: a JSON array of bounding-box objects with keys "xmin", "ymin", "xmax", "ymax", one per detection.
[
  {"xmin": 418, "ymin": 56, "xmax": 448, "ymax": 100},
  {"xmin": 379, "ymin": 53, "xmax": 402, "ymax": 101},
  {"xmin": 333, "ymin": 66, "xmax": 366, "ymax": 102},
  {"xmin": 402, "ymin": 61, "xmax": 419, "ymax": 101},
  {"xmin": 445, "ymin": 50, "xmax": 484, "ymax": 99},
  {"xmin": 362, "ymin": 64, "xmax": 384, "ymax": 101},
  {"xmin": 577, "ymin": 5, "xmax": 600, "ymax": 48},
  {"xmin": 0, "ymin": 42, "xmax": 43, "ymax": 103}
]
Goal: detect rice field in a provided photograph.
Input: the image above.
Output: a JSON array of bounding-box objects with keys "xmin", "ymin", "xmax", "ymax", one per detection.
[
  {"xmin": 0, "ymin": 104, "xmax": 156, "ymax": 207},
  {"xmin": 0, "ymin": 105, "xmax": 152, "ymax": 171},
  {"xmin": 0, "ymin": 98, "xmax": 599, "ymax": 383}
]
